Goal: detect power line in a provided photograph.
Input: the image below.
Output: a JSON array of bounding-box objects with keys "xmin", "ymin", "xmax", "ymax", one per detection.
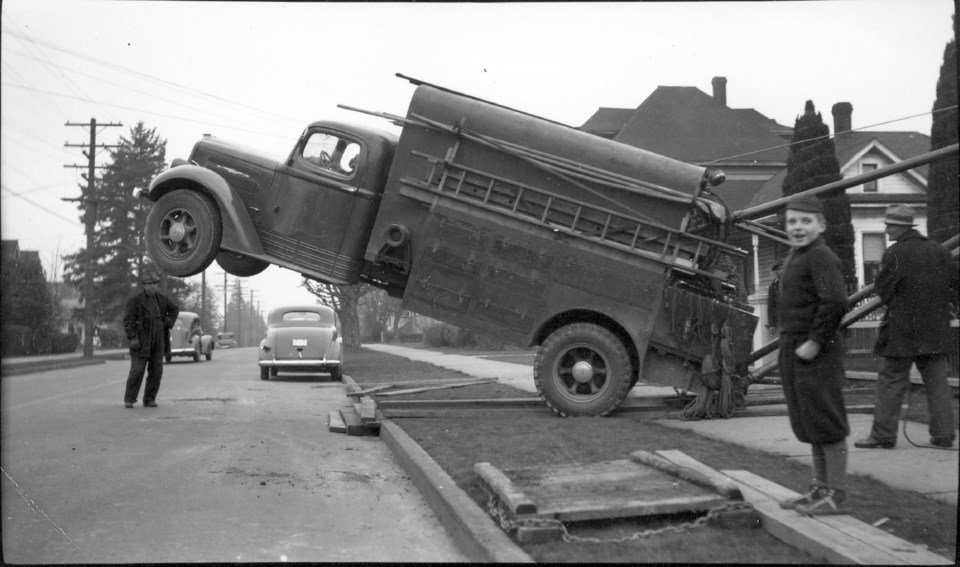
[{"xmin": 0, "ymin": 184, "xmax": 82, "ymax": 225}]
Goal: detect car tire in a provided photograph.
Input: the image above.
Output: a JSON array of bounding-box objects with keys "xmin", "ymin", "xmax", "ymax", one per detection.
[
  {"xmin": 260, "ymin": 366, "xmax": 269, "ymax": 381},
  {"xmin": 216, "ymin": 251, "xmax": 269, "ymax": 277},
  {"xmin": 329, "ymin": 367, "xmax": 342, "ymax": 381},
  {"xmin": 534, "ymin": 323, "xmax": 633, "ymax": 417},
  {"xmin": 205, "ymin": 349, "xmax": 212, "ymax": 361},
  {"xmin": 270, "ymin": 368, "xmax": 278, "ymax": 377},
  {"xmin": 192, "ymin": 347, "xmax": 200, "ymax": 363},
  {"xmin": 165, "ymin": 353, "xmax": 172, "ymax": 364},
  {"xmin": 145, "ymin": 189, "xmax": 223, "ymax": 277}
]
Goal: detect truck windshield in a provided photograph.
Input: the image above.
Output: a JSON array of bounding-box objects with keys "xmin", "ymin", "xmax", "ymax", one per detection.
[{"xmin": 302, "ymin": 132, "xmax": 360, "ymax": 176}]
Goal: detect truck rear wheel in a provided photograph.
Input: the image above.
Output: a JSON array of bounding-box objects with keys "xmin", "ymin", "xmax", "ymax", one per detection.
[
  {"xmin": 534, "ymin": 323, "xmax": 634, "ymax": 417},
  {"xmin": 146, "ymin": 189, "xmax": 223, "ymax": 277}
]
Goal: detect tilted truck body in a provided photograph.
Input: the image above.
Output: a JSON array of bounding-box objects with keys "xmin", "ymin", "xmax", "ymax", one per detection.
[{"xmin": 143, "ymin": 81, "xmax": 758, "ymax": 416}]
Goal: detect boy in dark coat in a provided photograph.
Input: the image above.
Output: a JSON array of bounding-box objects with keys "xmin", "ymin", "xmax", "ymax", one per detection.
[
  {"xmin": 776, "ymin": 196, "xmax": 850, "ymax": 515},
  {"xmin": 123, "ymin": 271, "xmax": 179, "ymax": 408},
  {"xmin": 855, "ymin": 205, "xmax": 959, "ymax": 449}
]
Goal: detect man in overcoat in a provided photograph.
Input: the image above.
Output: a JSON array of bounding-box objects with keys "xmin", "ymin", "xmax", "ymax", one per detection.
[
  {"xmin": 123, "ymin": 270, "xmax": 179, "ymax": 408},
  {"xmin": 855, "ymin": 205, "xmax": 959, "ymax": 449}
]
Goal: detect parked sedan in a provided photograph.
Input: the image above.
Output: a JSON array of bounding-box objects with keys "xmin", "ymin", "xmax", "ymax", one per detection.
[
  {"xmin": 216, "ymin": 332, "xmax": 238, "ymax": 348},
  {"xmin": 258, "ymin": 305, "xmax": 342, "ymax": 381},
  {"xmin": 166, "ymin": 311, "xmax": 214, "ymax": 363}
]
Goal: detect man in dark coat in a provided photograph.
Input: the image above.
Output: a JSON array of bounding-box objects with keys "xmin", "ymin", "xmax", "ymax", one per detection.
[
  {"xmin": 776, "ymin": 196, "xmax": 850, "ymax": 516},
  {"xmin": 123, "ymin": 271, "xmax": 179, "ymax": 408},
  {"xmin": 855, "ymin": 205, "xmax": 959, "ymax": 449},
  {"xmin": 766, "ymin": 259, "xmax": 783, "ymax": 333}
]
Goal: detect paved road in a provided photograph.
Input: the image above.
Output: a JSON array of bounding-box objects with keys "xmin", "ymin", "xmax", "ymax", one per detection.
[{"xmin": 1, "ymin": 347, "xmax": 465, "ymax": 563}]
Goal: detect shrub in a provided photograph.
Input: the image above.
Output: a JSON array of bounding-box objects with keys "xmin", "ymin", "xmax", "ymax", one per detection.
[
  {"xmin": 49, "ymin": 332, "xmax": 79, "ymax": 354},
  {"xmin": 98, "ymin": 326, "xmax": 123, "ymax": 348}
]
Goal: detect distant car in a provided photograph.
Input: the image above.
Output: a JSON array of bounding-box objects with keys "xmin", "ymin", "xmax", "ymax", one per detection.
[
  {"xmin": 166, "ymin": 311, "xmax": 214, "ymax": 363},
  {"xmin": 258, "ymin": 305, "xmax": 342, "ymax": 381},
  {"xmin": 216, "ymin": 332, "xmax": 238, "ymax": 349}
]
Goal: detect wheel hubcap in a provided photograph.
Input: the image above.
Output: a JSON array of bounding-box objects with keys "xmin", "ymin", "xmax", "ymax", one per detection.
[
  {"xmin": 169, "ymin": 222, "xmax": 186, "ymax": 242},
  {"xmin": 572, "ymin": 361, "xmax": 594, "ymax": 383}
]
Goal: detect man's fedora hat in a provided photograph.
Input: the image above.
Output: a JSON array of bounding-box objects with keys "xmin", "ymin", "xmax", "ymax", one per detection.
[
  {"xmin": 140, "ymin": 271, "xmax": 161, "ymax": 284},
  {"xmin": 883, "ymin": 204, "xmax": 916, "ymax": 226}
]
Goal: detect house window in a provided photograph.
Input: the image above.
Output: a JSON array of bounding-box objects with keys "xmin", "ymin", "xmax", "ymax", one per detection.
[
  {"xmin": 862, "ymin": 163, "xmax": 878, "ymax": 192},
  {"xmin": 862, "ymin": 233, "xmax": 886, "ymax": 285}
]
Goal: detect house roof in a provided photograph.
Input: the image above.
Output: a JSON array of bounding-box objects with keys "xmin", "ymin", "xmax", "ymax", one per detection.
[
  {"xmin": 579, "ymin": 107, "xmax": 635, "ymax": 137},
  {"xmin": 611, "ymin": 86, "xmax": 790, "ymax": 165},
  {"xmin": 834, "ymin": 131, "xmax": 931, "ymax": 178}
]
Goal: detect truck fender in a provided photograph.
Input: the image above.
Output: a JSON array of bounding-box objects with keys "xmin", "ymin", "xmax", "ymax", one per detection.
[{"xmin": 147, "ymin": 164, "xmax": 265, "ymax": 256}]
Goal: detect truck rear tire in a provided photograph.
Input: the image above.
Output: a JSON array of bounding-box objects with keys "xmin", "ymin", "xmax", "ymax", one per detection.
[
  {"xmin": 216, "ymin": 251, "xmax": 269, "ymax": 277},
  {"xmin": 146, "ymin": 189, "xmax": 223, "ymax": 277},
  {"xmin": 534, "ymin": 323, "xmax": 634, "ymax": 417}
]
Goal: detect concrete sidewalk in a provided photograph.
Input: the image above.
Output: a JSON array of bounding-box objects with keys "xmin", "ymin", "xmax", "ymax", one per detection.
[{"xmin": 364, "ymin": 343, "xmax": 959, "ymax": 506}]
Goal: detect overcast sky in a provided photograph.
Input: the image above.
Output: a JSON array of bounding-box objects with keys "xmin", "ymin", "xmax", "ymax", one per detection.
[{"xmin": 1, "ymin": 0, "xmax": 955, "ymax": 316}]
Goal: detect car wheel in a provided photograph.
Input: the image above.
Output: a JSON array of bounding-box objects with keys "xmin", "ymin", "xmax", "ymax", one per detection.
[
  {"xmin": 205, "ymin": 349, "xmax": 212, "ymax": 361},
  {"xmin": 216, "ymin": 251, "xmax": 269, "ymax": 277},
  {"xmin": 260, "ymin": 366, "xmax": 270, "ymax": 381},
  {"xmin": 329, "ymin": 367, "xmax": 342, "ymax": 381},
  {"xmin": 165, "ymin": 353, "xmax": 172, "ymax": 364},
  {"xmin": 534, "ymin": 323, "xmax": 633, "ymax": 417},
  {"xmin": 145, "ymin": 189, "xmax": 223, "ymax": 277},
  {"xmin": 270, "ymin": 368, "xmax": 278, "ymax": 377},
  {"xmin": 193, "ymin": 347, "xmax": 200, "ymax": 363}
]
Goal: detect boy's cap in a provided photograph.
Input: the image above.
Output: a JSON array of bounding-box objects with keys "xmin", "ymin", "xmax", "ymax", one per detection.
[
  {"xmin": 140, "ymin": 271, "xmax": 160, "ymax": 284},
  {"xmin": 785, "ymin": 195, "xmax": 823, "ymax": 214},
  {"xmin": 883, "ymin": 204, "xmax": 916, "ymax": 226}
]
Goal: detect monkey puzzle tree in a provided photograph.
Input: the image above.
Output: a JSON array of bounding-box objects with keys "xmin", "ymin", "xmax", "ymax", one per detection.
[{"xmin": 782, "ymin": 100, "xmax": 857, "ymax": 289}]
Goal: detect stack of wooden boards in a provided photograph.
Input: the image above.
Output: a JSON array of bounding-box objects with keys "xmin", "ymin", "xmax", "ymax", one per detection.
[{"xmin": 328, "ymin": 376, "xmax": 498, "ymax": 436}]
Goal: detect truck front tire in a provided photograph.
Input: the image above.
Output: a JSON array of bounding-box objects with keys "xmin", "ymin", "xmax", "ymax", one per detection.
[
  {"xmin": 146, "ymin": 189, "xmax": 223, "ymax": 277},
  {"xmin": 534, "ymin": 323, "xmax": 634, "ymax": 417}
]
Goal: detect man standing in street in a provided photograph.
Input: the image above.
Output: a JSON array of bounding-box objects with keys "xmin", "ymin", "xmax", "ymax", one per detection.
[
  {"xmin": 855, "ymin": 205, "xmax": 959, "ymax": 449},
  {"xmin": 123, "ymin": 270, "xmax": 179, "ymax": 408}
]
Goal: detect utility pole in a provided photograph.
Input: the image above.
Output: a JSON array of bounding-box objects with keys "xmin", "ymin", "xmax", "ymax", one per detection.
[
  {"xmin": 215, "ymin": 272, "xmax": 230, "ymax": 333},
  {"xmin": 248, "ymin": 289, "xmax": 260, "ymax": 347},
  {"xmin": 63, "ymin": 118, "xmax": 122, "ymax": 358}
]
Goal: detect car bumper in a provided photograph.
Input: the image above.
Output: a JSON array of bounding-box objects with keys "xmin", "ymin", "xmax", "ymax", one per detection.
[
  {"xmin": 169, "ymin": 348, "xmax": 198, "ymax": 356},
  {"xmin": 258, "ymin": 359, "xmax": 341, "ymax": 368}
]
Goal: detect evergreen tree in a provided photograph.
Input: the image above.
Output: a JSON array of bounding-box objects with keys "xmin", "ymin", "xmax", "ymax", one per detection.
[
  {"xmin": 927, "ymin": 13, "xmax": 959, "ymax": 243},
  {"xmin": 1, "ymin": 249, "xmax": 55, "ymax": 354},
  {"xmin": 782, "ymin": 100, "xmax": 857, "ymax": 288},
  {"xmin": 63, "ymin": 122, "xmax": 190, "ymax": 326}
]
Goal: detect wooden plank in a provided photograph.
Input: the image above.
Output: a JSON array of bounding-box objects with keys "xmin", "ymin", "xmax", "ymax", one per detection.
[
  {"xmin": 346, "ymin": 384, "xmax": 395, "ymax": 398},
  {"xmin": 654, "ymin": 450, "xmax": 744, "ymax": 501},
  {"xmin": 339, "ymin": 406, "xmax": 379, "ymax": 437},
  {"xmin": 474, "ymin": 462, "xmax": 538, "ymax": 515},
  {"xmin": 631, "ymin": 450, "xmax": 742, "ymax": 501},
  {"xmin": 327, "ymin": 410, "xmax": 346, "ymax": 433},
  {"xmin": 504, "ymin": 459, "xmax": 728, "ymax": 522},
  {"xmin": 374, "ymin": 380, "xmax": 493, "ymax": 397},
  {"xmin": 722, "ymin": 469, "xmax": 952, "ymax": 565},
  {"xmin": 349, "ymin": 377, "xmax": 499, "ymax": 389},
  {"xmin": 358, "ymin": 397, "xmax": 378, "ymax": 423}
]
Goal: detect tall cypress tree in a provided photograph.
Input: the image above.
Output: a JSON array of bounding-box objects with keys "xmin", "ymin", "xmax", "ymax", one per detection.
[
  {"xmin": 782, "ymin": 100, "xmax": 857, "ymax": 288},
  {"xmin": 64, "ymin": 122, "xmax": 190, "ymax": 326},
  {"xmin": 927, "ymin": 13, "xmax": 958, "ymax": 243}
]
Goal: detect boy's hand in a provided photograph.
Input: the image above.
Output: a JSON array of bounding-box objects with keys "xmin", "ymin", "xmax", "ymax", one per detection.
[{"xmin": 794, "ymin": 340, "xmax": 820, "ymax": 361}]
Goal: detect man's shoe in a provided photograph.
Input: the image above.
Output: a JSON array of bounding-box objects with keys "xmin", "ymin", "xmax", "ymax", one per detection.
[
  {"xmin": 931, "ymin": 437, "xmax": 955, "ymax": 448},
  {"xmin": 795, "ymin": 489, "xmax": 850, "ymax": 516},
  {"xmin": 124, "ymin": 402, "xmax": 134, "ymax": 408},
  {"xmin": 779, "ymin": 485, "xmax": 826, "ymax": 510},
  {"xmin": 144, "ymin": 401, "xmax": 158, "ymax": 408},
  {"xmin": 853, "ymin": 436, "xmax": 895, "ymax": 449}
]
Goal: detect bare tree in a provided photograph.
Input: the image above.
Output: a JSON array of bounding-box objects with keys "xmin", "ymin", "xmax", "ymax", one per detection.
[{"xmin": 301, "ymin": 280, "xmax": 372, "ymax": 349}]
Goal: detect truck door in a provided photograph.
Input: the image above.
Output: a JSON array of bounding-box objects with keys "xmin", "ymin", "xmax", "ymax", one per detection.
[{"xmin": 264, "ymin": 130, "xmax": 363, "ymax": 281}]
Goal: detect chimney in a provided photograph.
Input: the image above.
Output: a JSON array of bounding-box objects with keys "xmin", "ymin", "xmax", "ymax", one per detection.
[
  {"xmin": 711, "ymin": 76, "xmax": 728, "ymax": 106},
  {"xmin": 832, "ymin": 102, "xmax": 853, "ymax": 135}
]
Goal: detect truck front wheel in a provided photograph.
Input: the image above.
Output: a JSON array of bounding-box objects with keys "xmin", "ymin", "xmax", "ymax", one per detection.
[
  {"xmin": 534, "ymin": 323, "xmax": 634, "ymax": 417},
  {"xmin": 146, "ymin": 189, "xmax": 223, "ymax": 277}
]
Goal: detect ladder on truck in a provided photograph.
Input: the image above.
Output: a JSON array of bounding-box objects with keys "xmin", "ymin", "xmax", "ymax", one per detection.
[{"xmin": 398, "ymin": 141, "xmax": 745, "ymax": 282}]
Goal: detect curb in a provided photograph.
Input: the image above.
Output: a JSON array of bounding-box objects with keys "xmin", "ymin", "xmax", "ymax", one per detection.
[
  {"xmin": 343, "ymin": 374, "xmax": 532, "ymax": 563},
  {"xmin": 1, "ymin": 357, "xmax": 107, "ymax": 376},
  {"xmin": 380, "ymin": 421, "xmax": 533, "ymax": 563}
]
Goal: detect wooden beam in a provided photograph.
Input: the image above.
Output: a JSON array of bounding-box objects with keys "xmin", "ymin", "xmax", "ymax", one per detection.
[
  {"xmin": 637, "ymin": 450, "xmax": 743, "ymax": 501},
  {"xmin": 474, "ymin": 462, "xmax": 538, "ymax": 515},
  {"xmin": 374, "ymin": 380, "xmax": 493, "ymax": 397},
  {"xmin": 722, "ymin": 469, "xmax": 952, "ymax": 565}
]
